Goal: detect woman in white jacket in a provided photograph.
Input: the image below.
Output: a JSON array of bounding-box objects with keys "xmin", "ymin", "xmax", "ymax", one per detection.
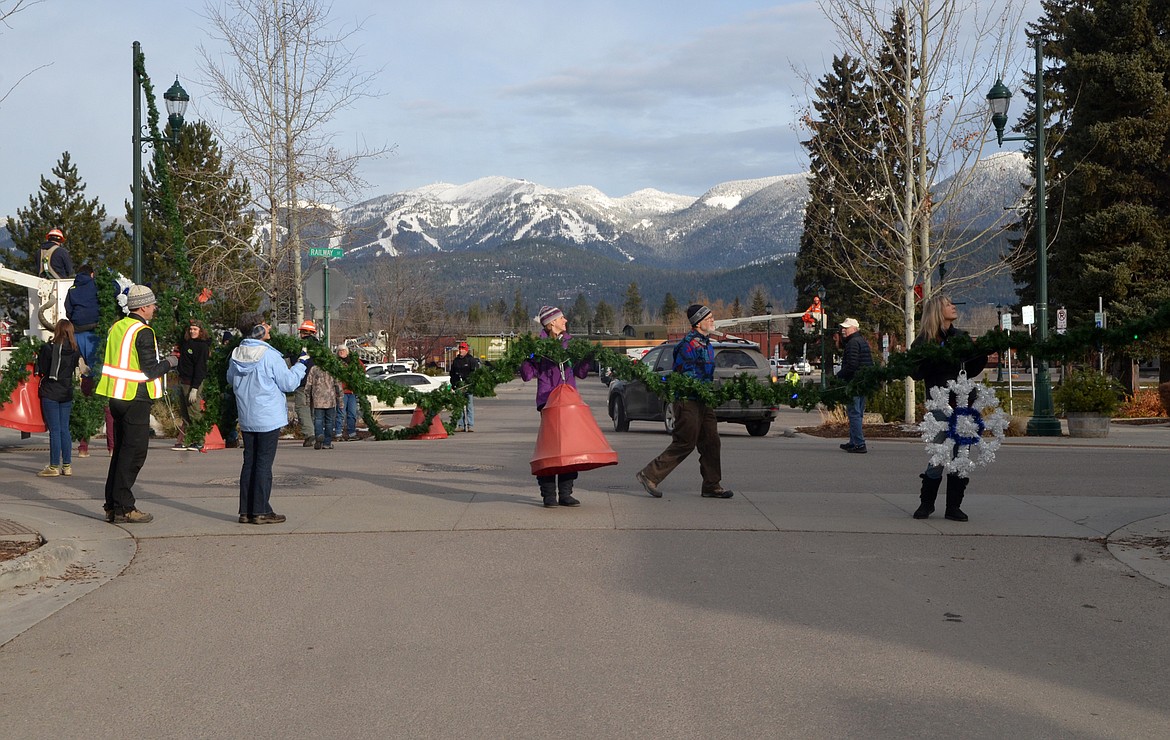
[{"xmin": 227, "ymin": 316, "xmax": 309, "ymax": 524}]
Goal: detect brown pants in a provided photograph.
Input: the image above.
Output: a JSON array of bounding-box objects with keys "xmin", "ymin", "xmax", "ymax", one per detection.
[{"xmin": 640, "ymin": 400, "xmax": 721, "ymax": 493}]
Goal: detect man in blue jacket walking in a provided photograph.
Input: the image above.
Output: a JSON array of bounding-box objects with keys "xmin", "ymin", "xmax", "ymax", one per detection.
[{"xmin": 227, "ymin": 315, "xmax": 310, "ymax": 524}]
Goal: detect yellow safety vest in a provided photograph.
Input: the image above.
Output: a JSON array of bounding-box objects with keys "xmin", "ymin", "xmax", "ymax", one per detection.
[{"xmin": 96, "ymin": 317, "xmax": 164, "ymax": 400}]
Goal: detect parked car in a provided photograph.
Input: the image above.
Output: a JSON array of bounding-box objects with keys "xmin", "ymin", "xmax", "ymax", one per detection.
[
  {"xmin": 793, "ymin": 358, "xmax": 813, "ymax": 374},
  {"xmin": 607, "ymin": 340, "xmax": 778, "ymax": 436},
  {"xmin": 366, "ymin": 362, "xmax": 412, "ymax": 378},
  {"xmin": 366, "ymin": 372, "xmax": 450, "ymax": 414}
]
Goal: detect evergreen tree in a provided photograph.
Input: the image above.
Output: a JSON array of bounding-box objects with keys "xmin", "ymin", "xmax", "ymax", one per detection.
[
  {"xmin": 509, "ymin": 288, "xmax": 528, "ymax": 332},
  {"xmin": 593, "ymin": 300, "xmax": 616, "ymax": 333},
  {"xmin": 1050, "ymin": 0, "xmax": 1170, "ymax": 371},
  {"xmin": 749, "ymin": 287, "xmax": 768, "ymax": 329},
  {"xmin": 731, "ymin": 296, "xmax": 743, "ymax": 319},
  {"xmin": 569, "ymin": 292, "xmax": 591, "ymax": 331},
  {"xmin": 133, "ymin": 121, "xmax": 259, "ymax": 325},
  {"xmin": 621, "ymin": 282, "xmax": 643, "ymax": 325},
  {"xmin": 5, "ymin": 152, "xmax": 124, "ymax": 325},
  {"xmin": 660, "ymin": 292, "xmax": 679, "ymax": 326}
]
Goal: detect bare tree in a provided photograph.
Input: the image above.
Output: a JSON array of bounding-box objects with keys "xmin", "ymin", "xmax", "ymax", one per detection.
[
  {"xmin": 0, "ymin": 1, "xmax": 49, "ymax": 108},
  {"xmin": 800, "ymin": 0, "xmax": 1029, "ymax": 419},
  {"xmin": 198, "ymin": 0, "xmax": 388, "ymax": 326}
]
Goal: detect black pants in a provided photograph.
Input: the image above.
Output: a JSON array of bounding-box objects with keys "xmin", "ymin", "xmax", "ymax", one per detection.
[{"xmin": 104, "ymin": 397, "xmax": 152, "ymax": 515}]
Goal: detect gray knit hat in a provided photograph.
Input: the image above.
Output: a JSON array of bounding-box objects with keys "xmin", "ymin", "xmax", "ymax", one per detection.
[
  {"xmin": 126, "ymin": 285, "xmax": 157, "ymax": 310},
  {"xmin": 686, "ymin": 304, "xmax": 711, "ymax": 326}
]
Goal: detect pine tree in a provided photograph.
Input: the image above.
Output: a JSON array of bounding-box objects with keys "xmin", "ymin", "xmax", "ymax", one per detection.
[
  {"xmin": 5, "ymin": 152, "xmax": 123, "ymax": 326},
  {"xmin": 569, "ymin": 293, "xmax": 591, "ymax": 331},
  {"xmin": 509, "ymin": 288, "xmax": 528, "ymax": 331},
  {"xmin": 133, "ymin": 121, "xmax": 259, "ymax": 325},
  {"xmin": 660, "ymin": 292, "xmax": 679, "ymax": 327},
  {"xmin": 1050, "ymin": 0, "xmax": 1170, "ymax": 368},
  {"xmin": 593, "ymin": 300, "xmax": 616, "ymax": 333},
  {"xmin": 621, "ymin": 282, "xmax": 643, "ymax": 325}
]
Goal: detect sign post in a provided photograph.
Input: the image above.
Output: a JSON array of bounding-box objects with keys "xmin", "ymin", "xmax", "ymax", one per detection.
[{"xmin": 307, "ymin": 247, "xmax": 345, "ymax": 345}]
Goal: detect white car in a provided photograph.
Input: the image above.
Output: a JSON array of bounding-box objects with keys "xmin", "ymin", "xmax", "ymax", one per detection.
[
  {"xmin": 366, "ymin": 372, "xmax": 450, "ymax": 413},
  {"xmin": 366, "ymin": 362, "xmax": 412, "ymax": 377},
  {"xmin": 793, "ymin": 359, "xmax": 813, "ymax": 374}
]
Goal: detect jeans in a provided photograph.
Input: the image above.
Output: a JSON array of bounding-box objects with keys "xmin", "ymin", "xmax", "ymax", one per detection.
[
  {"xmin": 334, "ymin": 393, "xmax": 358, "ymax": 437},
  {"xmin": 312, "ymin": 407, "xmax": 336, "ymax": 444},
  {"xmin": 847, "ymin": 395, "xmax": 866, "ymax": 448},
  {"xmin": 75, "ymin": 331, "xmax": 99, "ymax": 374},
  {"xmin": 41, "ymin": 397, "xmax": 73, "ymax": 467},
  {"xmin": 240, "ymin": 429, "xmax": 280, "ymax": 516},
  {"xmin": 457, "ymin": 393, "xmax": 474, "ymax": 430}
]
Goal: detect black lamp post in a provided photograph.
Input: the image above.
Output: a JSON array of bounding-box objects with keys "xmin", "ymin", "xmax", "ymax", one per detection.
[
  {"xmin": 986, "ymin": 36, "xmax": 1060, "ymax": 436},
  {"xmin": 765, "ymin": 302, "xmax": 773, "ymax": 360},
  {"xmin": 817, "ymin": 286, "xmax": 828, "ymax": 390},
  {"xmin": 366, "ymin": 304, "xmax": 374, "ymax": 333},
  {"xmin": 995, "ymin": 304, "xmax": 1004, "ymax": 382},
  {"xmin": 132, "ymin": 40, "xmax": 189, "ymax": 285}
]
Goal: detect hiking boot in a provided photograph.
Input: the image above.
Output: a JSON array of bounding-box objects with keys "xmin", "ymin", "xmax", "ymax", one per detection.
[
  {"xmin": 303, "ymin": 438, "xmax": 315, "ymax": 447},
  {"xmin": 251, "ymin": 513, "xmax": 287, "ymax": 525},
  {"xmin": 846, "ymin": 445, "xmax": 867, "ymax": 454},
  {"xmin": 36, "ymin": 465, "xmax": 60, "ymax": 477},
  {"xmin": 104, "ymin": 509, "xmax": 115, "ymax": 523},
  {"xmin": 840, "ymin": 442, "xmax": 856, "ymax": 451},
  {"xmin": 701, "ymin": 489, "xmax": 734, "ymax": 499},
  {"xmin": 635, "ymin": 471, "xmax": 662, "ymax": 498},
  {"xmin": 113, "ymin": 509, "xmax": 154, "ymax": 524},
  {"xmin": 61, "ymin": 464, "xmax": 72, "ymax": 476},
  {"xmin": 314, "ymin": 437, "xmax": 323, "ymax": 450},
  {"xmin": 238, "ymin": 514, "xmax": 252, "ymax": 524}
]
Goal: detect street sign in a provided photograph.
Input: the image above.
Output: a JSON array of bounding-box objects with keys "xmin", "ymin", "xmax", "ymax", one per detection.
[
  {"xmin": 308, "ymin": 247, "xmax": 344, "ymax": 259},
  {"xmin": 1093, "ymin": 311, "xmax": 1105, "ymax": 328},
  {"xmin": 1021, "ymin": 305, "xmax": 1035, "ymax": 326},
  {"xmin": 1001, "ymin": 313, "xmax": 1012, "ymax": 331},
  {"xmin": 1056, "ymin": 308, "xmax": 1068, "ymax": 334}
]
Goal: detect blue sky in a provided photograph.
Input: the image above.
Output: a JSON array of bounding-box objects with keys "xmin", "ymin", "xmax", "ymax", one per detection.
[{"xmin": 0, "ymin": 0, "xmax": 1038, "ymax": 219}]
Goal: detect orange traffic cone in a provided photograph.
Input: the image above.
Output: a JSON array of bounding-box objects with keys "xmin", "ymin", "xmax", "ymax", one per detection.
[
  {"xmin": 200, "ymin": 424, "xmax": 226, "ymax": 452},
  {"xmin": 0, "ymin": 367, "xmax": 47, "ymax": 433},
  {"xmin": 408, "ymin": 406, "xmax": 448, "ymax": 440},
  {"xmin": 530, "ymin": 384, "xmax": 618, "ymax": 476}
]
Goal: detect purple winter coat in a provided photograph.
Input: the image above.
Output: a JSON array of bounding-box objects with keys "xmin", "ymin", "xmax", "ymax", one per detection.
[{"xmin": 519, "ymin": 331, "xmax": 590, "ymax": 409}]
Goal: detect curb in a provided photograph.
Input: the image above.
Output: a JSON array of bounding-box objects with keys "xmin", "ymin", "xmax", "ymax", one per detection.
[
  {"xmin": 0, "ymin": 539, "xmax": 78, "ymax": 591},
  {"xmin": 1107, "ymin": 513, "xmax": 1170, "ymax": 587}
]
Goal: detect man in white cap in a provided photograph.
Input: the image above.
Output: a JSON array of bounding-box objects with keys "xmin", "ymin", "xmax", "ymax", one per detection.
[
  {"xmin": 95, "ymin": 284, "xmax": 178, "ymax": 523},
  {"xmin": 837, "ymin": 317, "xmax": 874, "ymax": 453}
]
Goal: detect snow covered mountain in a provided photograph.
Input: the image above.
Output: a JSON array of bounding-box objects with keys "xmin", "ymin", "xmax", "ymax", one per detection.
[
  {"xmin": 308, "ymin": 152, "xmax": 1028, "ymax": 275},
  {"xmin": 334, "ymin": 173, "xmax": 810, "ymax": 270}
]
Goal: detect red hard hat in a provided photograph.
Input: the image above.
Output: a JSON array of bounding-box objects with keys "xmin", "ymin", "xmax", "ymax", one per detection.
[
  {"xmin": 46, "ymin": 228, "xmax": 65, "ymax": 242},
  {"xmin": 298, "ymin": 320, "xmax": 317, "ymax": 333}
]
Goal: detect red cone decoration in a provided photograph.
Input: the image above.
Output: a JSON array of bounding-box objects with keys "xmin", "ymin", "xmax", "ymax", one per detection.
[
  {"xmin": 408, "ymin": 406, "xmax": 448, "ymax": 440},
  {"xmin": 0, "ymin": 367, "xmax": 47, "ymax": 433},
  {"xmin": 200, "ymin": 424, "xmax": 226, "ymax": 452},
  {"xmin": 530, "ymin": 384, "xmax": 618, "ymax": 476}
]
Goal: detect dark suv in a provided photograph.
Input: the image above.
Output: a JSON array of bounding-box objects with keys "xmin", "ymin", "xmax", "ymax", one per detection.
[{"xmin": 607, "ymin": 339, "xmax": 778, "ymax": 436}]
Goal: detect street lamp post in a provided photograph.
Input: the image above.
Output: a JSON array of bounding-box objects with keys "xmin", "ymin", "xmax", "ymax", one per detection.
[
  {"xmin": 765, "ymin": 302, "xmax": 773, "ymax": 361},
  {"xmin": 986, "ymin": 35, "xmax": 1061, "ymax": 436},
  {"xmin": 817, "ymin": 286, "xmax": 828, "ymax": 390},
  {"xmin": 367, "ymin": 304, "xmax": 374, "ymax": 333},
  {"xmin": 996, "ymin": 304, "xmax": 1004, "ymax": 382},
  {"xmin": 132, "ymin": 40, "xmax": 189, "ymax": 286}
]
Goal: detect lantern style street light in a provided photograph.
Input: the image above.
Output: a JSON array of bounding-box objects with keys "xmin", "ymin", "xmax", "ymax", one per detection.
[
  {"xmin": 132, "ymin": 40, "xmax": 190, "ymax": 285},
  {"xmin": 986, "ymin": 36, "xmax": 1061, "ymax": 436}
]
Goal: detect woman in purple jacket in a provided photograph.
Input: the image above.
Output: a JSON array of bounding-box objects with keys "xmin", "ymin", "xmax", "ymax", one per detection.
[{"xmin": 520, "ymin": 305, "xmax": 591, "ymax": 508}]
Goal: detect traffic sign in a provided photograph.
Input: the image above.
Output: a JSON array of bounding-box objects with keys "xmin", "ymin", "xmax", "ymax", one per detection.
[
  {"xmin": 1021, "ymin": 305, "xmax": 1034, "ymax": 326},
  {"xmin": 1001, "ymin": 313, "xmax": 1012, "ymax": 331},
  {"xmin": 1056, "ymin": 308, "xmax": 1068, "ymax": 334},
  {"xmin": 308, "ymin": 247, "xmax": 344, "ymax": 259}
]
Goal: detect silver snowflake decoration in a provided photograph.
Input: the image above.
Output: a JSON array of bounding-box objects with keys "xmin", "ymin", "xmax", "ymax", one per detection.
[{"xmin": 918, "ymin": 370, "xmax": 1009, "ymax": 478}]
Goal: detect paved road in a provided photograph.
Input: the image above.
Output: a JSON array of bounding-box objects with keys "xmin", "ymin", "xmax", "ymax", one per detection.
[{"xmin": 1, "ymin": 379, "xmax": 1168, "ymax": 738}]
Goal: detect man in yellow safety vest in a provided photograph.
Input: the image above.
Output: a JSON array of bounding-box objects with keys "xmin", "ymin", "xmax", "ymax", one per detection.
[{"xmin": 95, "ymin": 284, "xmax": 178, "ymax": 523}]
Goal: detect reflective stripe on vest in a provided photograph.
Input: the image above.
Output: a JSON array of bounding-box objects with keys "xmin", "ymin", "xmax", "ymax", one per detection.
[{"xmin": 96, "ymin": 319, "xmax": 164, "ymax": 400}]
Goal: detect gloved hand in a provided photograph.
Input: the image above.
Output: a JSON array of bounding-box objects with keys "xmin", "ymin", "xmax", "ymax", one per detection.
[
  {"xmin": 298, "ymin": 347, "xmax": 311, "ymax": 365},
  {"xmin": 165, "ymin": 354, "xmax": 179, "ymax": 369}
]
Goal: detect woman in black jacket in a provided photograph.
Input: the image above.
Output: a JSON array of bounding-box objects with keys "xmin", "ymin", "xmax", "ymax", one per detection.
[
  {"xmin": 174, "ymin": 322, "xmax": 212, "ymax": 450},
  {"xmin": 910, "ymin": 295, "xmax": 988, "ymax": 521},
  {"xmin": 36, "ymin": 319, "xmax": 81, "ymax": 477}
]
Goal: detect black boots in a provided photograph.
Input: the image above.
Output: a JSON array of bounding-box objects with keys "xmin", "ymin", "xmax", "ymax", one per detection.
[
  {"xmin": 558, "ymin": 478, "xmax": 581, "ymax": 507},
  {"xmin": 944, "ymin": 474, "xmax": 969, "ymax": 521},
  {"xmin": 539, "ymin": 477, "xmax": 558, "ymax": 508},
  {"xmin": 913, "ymin": 474, "xmax": 941, "ymax": 519}
]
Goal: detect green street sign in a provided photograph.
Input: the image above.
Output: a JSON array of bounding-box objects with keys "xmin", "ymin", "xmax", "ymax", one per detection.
[{"xmin": 309, "ymin": 247, "xmax": 344, "ymax": 259}]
